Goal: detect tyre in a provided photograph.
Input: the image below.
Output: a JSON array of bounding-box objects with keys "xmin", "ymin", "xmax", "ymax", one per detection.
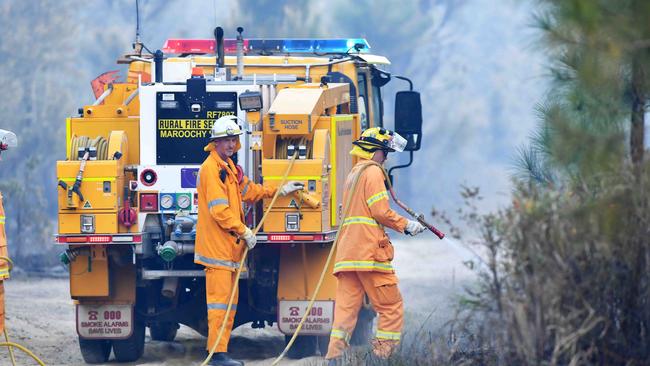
[
  {"xmin": 317, "ymin": 335, "xmax": 330, "ymax": 356},
  {"xmin": 150, "ymin": 322, "xmax": 179, "ymax": 342},
  {"xmin": 350, "ymin": 307, "xmax": 375, "ymax": 346},
  {"xmin": 285, "ymin": 335, "xmax": 318, "ymax": 359},
  {"xmin": 78, "ymin": 338, "xmax": 112, "ymax": 364},
  {"xmin": 112, "ymin": 321, "xmax": 145, "ymax": 362}
]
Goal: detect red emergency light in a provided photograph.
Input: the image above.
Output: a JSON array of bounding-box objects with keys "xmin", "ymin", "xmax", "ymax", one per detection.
[
  {"xmin": 162, "ymin": 39, "xmax": 247, "ymax": 55},
  {"xmin": 56, "ymin": 234, "xmax": 142, "ymax": 244}
]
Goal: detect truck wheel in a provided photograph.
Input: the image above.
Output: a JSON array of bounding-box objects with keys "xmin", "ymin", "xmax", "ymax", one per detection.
[
  {"xmin": 285, "ymin": 335, "xmax": 318, "ymax": 359},
  {"xmin": 150, "ymin": 322, "xmax": 179, "ymax": 342},
  {"xmin": 78, "ymin": 338, "xmax": 112, "ymax": 364},
  {"xmin": 350, "ymin": 307, "xmax": 375, "ymax": 346},
  {"xmin": 317, "ymin": 335, "xmax": 330, "ymax": 356},
  {"xmin": 112, "ymin": 321, "xmax": 145, "ymax": 362}
]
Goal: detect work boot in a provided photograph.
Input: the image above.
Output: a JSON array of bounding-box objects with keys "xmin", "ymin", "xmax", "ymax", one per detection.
[{"xmin": 208, "ymin": 352, "xmax": 244, "ymax": 366}]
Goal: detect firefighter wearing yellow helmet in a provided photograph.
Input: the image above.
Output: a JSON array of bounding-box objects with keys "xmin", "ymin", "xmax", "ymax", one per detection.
[
  {"xmin": 194, "ymin": 116, "xmax": 303, "ymax": 366},
  {"xmin": 0, "ymin": 129, "xmax": 17, "ymax": 334},
  {"xmin": 325, "ymin": 127, "xmax": 425, "ymax": 364}
]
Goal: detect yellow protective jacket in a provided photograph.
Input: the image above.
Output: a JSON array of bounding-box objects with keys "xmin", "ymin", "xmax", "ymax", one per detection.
[
  {"xmin": 195, "ymin": 146, "xmax": 276, "ymax": 271},
  {"xmin": 0, "ymin": 192, "xmax": 9, "ymax": 279},
  {"xmin": 333, "ymin": 159, "xmax": 408, "ymax": 274}
]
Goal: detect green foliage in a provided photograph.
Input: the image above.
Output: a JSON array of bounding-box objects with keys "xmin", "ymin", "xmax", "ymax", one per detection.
[{"xmin": 519, "ymin": 0, "xmax": 650, "ymax": 184}]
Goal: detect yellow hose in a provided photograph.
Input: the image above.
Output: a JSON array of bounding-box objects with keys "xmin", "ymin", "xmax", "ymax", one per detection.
[
  {"xmin": 3, "ymin": 329, "xmax": 16, "ymax": 366},
  {"xmin": 270, "ymin": 162, "xmax": 373, "ymax": 365},
  {"xmin": 0, "ymin": 258, "xmax": 43, "ymax": 366},
  {"xmin": 0, "ymin": 340, "xmax": 46, "ymax": 366},
  {"xmin": 200, "ymin": 152, "xmax": 299, "ymax": 366}
]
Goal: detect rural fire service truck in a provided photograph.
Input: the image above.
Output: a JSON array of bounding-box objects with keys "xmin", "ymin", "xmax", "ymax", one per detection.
[{"xmin": 55, "ymin": 27, "xmax": 423, "ymax": 363}]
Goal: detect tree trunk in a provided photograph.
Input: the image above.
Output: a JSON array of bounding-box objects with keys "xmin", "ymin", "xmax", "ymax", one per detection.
[{"xmin": 630, "ymin": 60, "xmax": 645, "ymax": 171}]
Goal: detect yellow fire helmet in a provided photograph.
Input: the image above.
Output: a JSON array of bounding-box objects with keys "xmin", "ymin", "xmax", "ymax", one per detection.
[
  {"xmin": 350, "ymin": 127, "xmax": 407, "ymax": 159},
  {"xmin": 204, "ymin": 116, "xmax": 243, "ymax": 152}
]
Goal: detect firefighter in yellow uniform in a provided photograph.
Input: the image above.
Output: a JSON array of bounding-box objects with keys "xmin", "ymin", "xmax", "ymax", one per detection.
[
  {"xmin": 195, "ymin": 116, "xmax": 303, "ymax": 366},
  {"xmin": 325, "ymin": 127, "xmax": 426, "ymax": 364},
  {"xmin": 0, "ymin": 129, "xmax": 17, "ymax": 334}
]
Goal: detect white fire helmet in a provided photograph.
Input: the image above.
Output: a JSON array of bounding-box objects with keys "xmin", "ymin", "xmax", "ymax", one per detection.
[
  {"xmin": 210, "ymin": 116, "xmax": 243, "ymax": 140},
  {"xmin": 0, "ymin": 129, "xmax": 17, "ymax": 151}
]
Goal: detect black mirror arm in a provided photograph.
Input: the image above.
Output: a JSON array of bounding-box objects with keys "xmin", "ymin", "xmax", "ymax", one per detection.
[
  {"xmin": 387, "ymin": 150, "xmax": 414, "ymax": 185},
  {"xmin": 393, "ymin": 76, "xmax": 413, "ymax": 91}
]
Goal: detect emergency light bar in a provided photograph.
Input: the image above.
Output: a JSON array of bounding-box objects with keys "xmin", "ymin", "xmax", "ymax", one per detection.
[{"xmin": 162, "ymin": 38, "xmax": 370, "ymax": 55}]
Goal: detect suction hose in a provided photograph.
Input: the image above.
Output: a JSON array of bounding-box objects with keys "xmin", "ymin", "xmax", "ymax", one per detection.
[{"xmin": 200, "ymin": 152, "xmax": 299, "ymax": 366}]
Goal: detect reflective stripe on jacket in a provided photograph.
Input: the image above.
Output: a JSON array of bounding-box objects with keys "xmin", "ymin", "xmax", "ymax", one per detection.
[
  {"xmin": 194, "ymin": 147, "xmax": 275, "ymax": 271},
  {"xmin": 333, "ymin": 160, "xmax": 408, "ymax": 274}
]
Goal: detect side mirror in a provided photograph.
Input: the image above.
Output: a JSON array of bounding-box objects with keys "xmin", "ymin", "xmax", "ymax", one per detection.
[{"xmin": 394, "ymin": 91, "xmax": 422, "ymax": 151}]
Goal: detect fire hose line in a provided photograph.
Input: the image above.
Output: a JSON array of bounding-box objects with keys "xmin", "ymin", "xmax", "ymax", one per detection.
[
  {"xmin": 201, "ymin": 152, "xmax": 299, "ymax": 366},
  {"xmin": 0, "ymin": 257, "xmax": 45, "ymax": 366},
  {"xmin": 271, "ymin": 161, "xmax": 446, "ymax": 366},
  {"xmin": 0, "ymin": 340, "xmax": 46, "ymax": 366},
  {"xmin": 270, "ymin": 162, "xmax": 370, "ymax": 366}
]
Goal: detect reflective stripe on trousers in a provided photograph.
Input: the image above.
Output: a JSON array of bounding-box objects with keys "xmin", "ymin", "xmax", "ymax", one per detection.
[
  {"xmin": 195, "ymin": 254, "xmax": 240, "ymax": 269},
  {"xmin": 376, "ymin": 329, "xmax": 401, "ymax": 340},
  {"xmin": 330, "ymin": 328, "xmax": 351, "ymax": 344}
]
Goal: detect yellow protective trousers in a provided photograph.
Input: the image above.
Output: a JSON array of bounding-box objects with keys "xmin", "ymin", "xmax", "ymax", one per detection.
[
  {"xmin": 326, "ymin": 271, "xmax": 403, "ymax": 359},
  {"xmin": 205, "ymin": 268, "xmax": 238, "ymax": 353}
]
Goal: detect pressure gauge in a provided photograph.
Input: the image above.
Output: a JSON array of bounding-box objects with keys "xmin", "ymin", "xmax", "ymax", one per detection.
[
  {"xmin": 160, "ymin": 194, "xmax": 174, "ymax": 210},
  {"xmin": 176, "ymin": 194, "xmax": 191, "ymax": 210}
]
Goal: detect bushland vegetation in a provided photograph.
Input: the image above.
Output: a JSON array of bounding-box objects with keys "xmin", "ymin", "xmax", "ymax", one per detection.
[{"xmin": 444, "ymin": 1, "xmax": 650, "ymax": 365}]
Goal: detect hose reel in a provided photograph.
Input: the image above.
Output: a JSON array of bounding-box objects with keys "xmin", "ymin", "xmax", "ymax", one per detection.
[{"xmin": 59, "ymin": 132, "xmax": 128, "ymax": 208}]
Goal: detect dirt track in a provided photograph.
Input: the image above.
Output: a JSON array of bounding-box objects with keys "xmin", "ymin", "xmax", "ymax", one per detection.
[{"xmin": 1, "ymin": 237, "xmax": 476, "ymax": 365}]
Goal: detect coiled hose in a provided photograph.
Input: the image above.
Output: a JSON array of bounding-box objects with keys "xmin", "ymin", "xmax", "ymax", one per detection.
[
  {"xmin": 200, "ymin": 152, "xmax": 300, "ymax": 366},
  {"xmin": 275, "ymin": 137, "xmax": 312, "ymax": 159},
  {"xmin": 69, "ymin": 135, "xmax": 109, "ymax": 160}
]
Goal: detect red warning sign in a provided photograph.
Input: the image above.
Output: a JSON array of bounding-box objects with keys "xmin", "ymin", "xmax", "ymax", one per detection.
[
  {"xmin": 76, "ymin": 304, "xmax": 133, "ymax": 339},
  {"xmin": 278, "ymin": 300, "xmax": 334, "ymax": 335}
]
